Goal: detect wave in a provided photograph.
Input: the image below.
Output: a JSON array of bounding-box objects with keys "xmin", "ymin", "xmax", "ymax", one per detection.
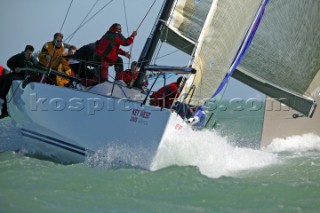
[
  {"xmin": 265, "ymin": 133, "xmax": 320, "ymax": 154},
  {"xmin": 151, "ymin": 128, "xmax": 279, "ymax": 178}
]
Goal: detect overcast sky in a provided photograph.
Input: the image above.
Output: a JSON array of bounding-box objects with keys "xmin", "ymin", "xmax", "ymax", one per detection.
[{"xmin": 0, "ymin": 0, "xmax": 262, "ymax": 99}]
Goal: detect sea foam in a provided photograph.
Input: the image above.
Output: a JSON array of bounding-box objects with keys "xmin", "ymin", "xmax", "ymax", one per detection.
[{"xmin": 151, "ymin": 127, "xmax": 279, "ymax": 178}]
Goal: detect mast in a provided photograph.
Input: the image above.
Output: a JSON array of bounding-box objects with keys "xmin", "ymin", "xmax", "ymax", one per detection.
[{"xmin": 134, "ymin": 0, "xmax": 176, "ymax": 88}]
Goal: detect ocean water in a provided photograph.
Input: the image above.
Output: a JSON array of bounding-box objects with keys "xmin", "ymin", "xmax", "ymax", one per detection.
[{"xmin": 1, "ymin": 117, "xmax": 320, "ymax": 213}]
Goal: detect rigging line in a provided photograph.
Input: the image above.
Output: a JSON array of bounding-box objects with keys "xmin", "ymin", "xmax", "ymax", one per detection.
[
  {"xmin": 151, "ymin": 22, "xmax": 168, "ymax": 65},
  {"xmin": 136, "ymin": 0, "xmax": 158, "ymax": 31},
  {"xmin": 153, "ymin": 40, "xmax": 164, "ymax": 65},
  {"xmin": 65, "ymin": 0, "xmax": 115, "ymax": 42},
  {"xmin": 152, "ymin": 15, "xmax": 194, "ymax": 62},
  {"xmin": 122, "ymin": 0, "xmax": 130, "ymax": 37},
  {"xmin": 43, "ymin": 44, "xmax": 61, "ymax": 82},
  {"xmin": 128, "ymin": 44, "xmax": 133, "ymax": 70},
  {"xmin": 125, "ymin": 0, "xmax": 158, "ymax": 69},
  {"xmin": 122, "ymin": 0, "xmax": 131, "ymax": 70},
  {"xmin": 155, "ymin": 43, "xmax": 194, "ymax": 60},
  {"xmin": 124, "ymin": 1, "xmax": 164, "ymax": 69},
  {"xmin": 60, "ymin": 0, "xmax": 74, "ymax": 33},
  {"xmin": 65, "ymin": 0, "xmax": 99, "ymax": 43}
]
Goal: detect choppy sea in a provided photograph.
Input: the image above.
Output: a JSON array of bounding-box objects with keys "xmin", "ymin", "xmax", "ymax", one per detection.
[{"xmin": 1, "ymin": 115, "xmax": 320, "ymax": 213}]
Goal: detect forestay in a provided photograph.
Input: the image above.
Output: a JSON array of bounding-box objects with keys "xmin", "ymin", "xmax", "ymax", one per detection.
[{"xmin": 234, "ymin": 0, "xmax": 320, "ymax": 117}]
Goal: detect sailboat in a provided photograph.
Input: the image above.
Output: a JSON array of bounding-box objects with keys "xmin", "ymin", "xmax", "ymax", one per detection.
[
  {"xmin": 232, "ymin": 0, "xmax": 320, "ymax": 146},
  {"xmin": 6, "ymin": 0, "xmax": 269, "ymax": 168}
]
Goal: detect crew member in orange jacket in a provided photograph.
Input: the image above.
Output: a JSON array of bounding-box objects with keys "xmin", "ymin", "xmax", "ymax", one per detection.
[
  {"xmin": 150, "ymin": 76, "xmax": 184, "ymax": 108},
  {"xmin": 94, "ymin": 23, "xmax": 137, "ymax": 82},
  {"xmin": 38, "ymin": 32, "xmax": 72, "ymax": 86}
]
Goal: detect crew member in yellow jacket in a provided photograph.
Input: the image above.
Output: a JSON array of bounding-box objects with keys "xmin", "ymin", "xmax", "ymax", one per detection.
[{"xmin": 38, "ymin": 32, "xmax": 72, "ymax": 86}]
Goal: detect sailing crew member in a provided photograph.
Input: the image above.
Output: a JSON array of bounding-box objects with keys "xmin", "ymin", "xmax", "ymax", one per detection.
[
  {"xmin": 187, "ymin": 105, "xmax": 207, "ymax": 130},
  {"xmin": 115, "ymin": 61, "xmax": 139, "ymax": 86},
  {"xmin": 67, "ymin": 41, "xmax": 97, "ymax": 80},
  {"xmin": 66, "ymin": 45, "xmax": 78, "ymax": 75},
  {"xmin": 7, "ymin": 45, "xmax": 38, "ymax": 79},
  {"xmin": 150, "ymin": 76, "xmax": 184, "ymax": 108},
  {"xmin": 94, "ymin": 23, "xmax": 137, "ymax": 82},
  {"xmin": 0, "ymin": 45, "xmax": 38, "ymax": 119},
  {"xmin": 38, "ymin": 32, "xmax": 73, "ymax": 86},
  {"xmin": 67, "ymin": 45, "xmax": 78, "ymax": 59}
]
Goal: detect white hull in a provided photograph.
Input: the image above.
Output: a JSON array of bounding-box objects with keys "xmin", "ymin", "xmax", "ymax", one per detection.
[
  {"xmin": 261, "ymin": 97, "xmax": 320, "ymax": 146},
  {"xmin": 8, "ymin": 81, "xmax": 187, "ymax": 168}
]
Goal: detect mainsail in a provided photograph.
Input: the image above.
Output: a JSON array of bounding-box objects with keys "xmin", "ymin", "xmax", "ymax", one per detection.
[{"xmin": 234, "ymin": 0, "xmax": 320, "ymax": 117}]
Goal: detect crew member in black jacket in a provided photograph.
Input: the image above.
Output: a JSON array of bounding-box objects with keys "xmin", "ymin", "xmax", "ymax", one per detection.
[{"xmin": 0, "ymin": 44, "xmax": 38, "ymax": 119}]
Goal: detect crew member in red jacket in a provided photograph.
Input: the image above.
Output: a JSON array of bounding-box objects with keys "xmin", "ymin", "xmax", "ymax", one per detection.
[
  {"xmin": 150, "ymin": 76, "xmax": 184, "ymax": 108},
  {"xmin": 94, "ymin": 23, "xmax": 137, "ymax": 82},
  {"xmin": 115, "ymin": 61, "xmax": 139, "ymax": 86}
]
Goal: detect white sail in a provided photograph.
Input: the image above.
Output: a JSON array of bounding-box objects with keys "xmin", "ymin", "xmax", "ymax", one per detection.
[
  {"xmin": 158, "ymin": 0, "xmax": 211, "ymax": 56},
  {"xmin": 163, "ymin": 0, "xmax": 266, "ymax": 105},
  {"xmin": 234, "ymin": 0, "xmax": 320, "ymax": 117},
  {"xmin": 169, "ymin": 0, "xmax": 211, "ymax": 40}
]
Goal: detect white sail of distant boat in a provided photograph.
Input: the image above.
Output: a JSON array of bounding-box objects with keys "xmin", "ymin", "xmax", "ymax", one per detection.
[
  {"xmin": 6, "ymin": 0, "xmax": 269, "ymax": 167},
  {"xmin": 234, "ymin": 0, "xmax": 320, "ymax": 118},
  {"xmin": 230, "ymin": 0, "xmax": 320, "ymax": 145}
]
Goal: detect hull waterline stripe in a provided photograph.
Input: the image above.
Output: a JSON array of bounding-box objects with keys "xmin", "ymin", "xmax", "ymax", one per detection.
[
  {"xmin": 22, "ymin": 132, "xmax": 86, "ymax": 156},
  {"xmin": 21, "ymin": 129, "xmax": 90, "ymax": 156},
  {"xmin": 21, "ymin": 128, "xmax": 87, "ymax": 151}
]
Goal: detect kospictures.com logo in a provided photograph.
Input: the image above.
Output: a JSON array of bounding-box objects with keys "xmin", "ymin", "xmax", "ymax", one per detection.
[{"xmin": 29, "ymin": 93, "xmax": 293, "ymax": 115}]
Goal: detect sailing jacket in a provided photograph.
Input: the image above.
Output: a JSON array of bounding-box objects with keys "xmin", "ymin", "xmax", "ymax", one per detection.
[
  {"xmin": 7, "ymin": 52, "xmax": 38, "ymax": 79},
  {"xmin": 95, "ymin": 26, "xmax": 134, "ymax": 62},
  {"xmin": 38, "ymin": 41, "xmax": 72, "ymax": 86},
  {"xmin": 150, "ymin": 82, "xmax": 180, "ymax": 108},
  {"xmin": 74, "ymin": 42, "xmax": 96, "ymax": 61},
  {"xmin": 38, "ymin": 41, "xmax": 69, "ymax": 70},
  {"xmin": 115, "ymin": 69, "xmax": 139, "ymax": 86}
]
